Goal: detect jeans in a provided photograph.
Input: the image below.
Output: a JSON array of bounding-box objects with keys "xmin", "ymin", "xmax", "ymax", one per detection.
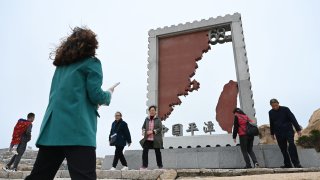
[
  {"xmin": 239, "ymin": 136, "xmax": 258, "ymax": 167},
  {"xmin": 7, "ymin": 142, "xmax": 27, "ymax": 169}
]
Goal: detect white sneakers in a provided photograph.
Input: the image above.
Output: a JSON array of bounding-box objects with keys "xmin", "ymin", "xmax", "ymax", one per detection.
[
  {"xmin": 2, "ymin": 166, "xmax": 17, "ymax": 172},
  {"xmin": 109, "ymin": 166, "xmax": 129, "ymax": 171},
  {"xmin": 121, "ymin": 166, "xmax": 129, "ymax": 171}
]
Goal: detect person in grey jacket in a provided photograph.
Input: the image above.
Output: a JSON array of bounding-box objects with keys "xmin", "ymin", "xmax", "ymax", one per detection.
[
  {"xmin": 140, "ymin": 106, "xmax": 163, "ymax": 170},
  {"xmin": 3, "ymin": 113, "xmax": 35, "ymax": 172}
]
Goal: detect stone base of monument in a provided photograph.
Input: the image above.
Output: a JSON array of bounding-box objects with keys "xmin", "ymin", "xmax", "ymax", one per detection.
[
  {"xmin": 102, "ymin": 145, "xmax": 320, "ymax": 170},
  {"xmin": 163, "ymin": 134, "xmax": 259, "ymax": 148}
]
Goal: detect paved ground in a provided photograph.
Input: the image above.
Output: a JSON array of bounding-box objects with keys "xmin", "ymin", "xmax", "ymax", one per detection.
[{"xmin": 178, "ymin": 172, "xmax": 320, "ymax": 180}]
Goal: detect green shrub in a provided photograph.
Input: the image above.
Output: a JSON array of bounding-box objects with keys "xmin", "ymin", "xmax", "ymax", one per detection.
[{"xmin": 296, "ymin": 130, "xmax": 320, "ymax": 152}]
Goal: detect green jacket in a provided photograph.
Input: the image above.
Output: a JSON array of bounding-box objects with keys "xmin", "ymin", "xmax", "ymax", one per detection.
[
  {"xmin": 36, "ymin": 57, "xmax": 111, "ymax": 147},
  {"xmin": 141, "ymin": 116, "xmax": 163, "ymax": 148}
]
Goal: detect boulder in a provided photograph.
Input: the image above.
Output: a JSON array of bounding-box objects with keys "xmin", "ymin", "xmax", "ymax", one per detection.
[
  {"xmin": 301, "ymin": 108, "xmax": 320, "ymax": 136},
  {"xmin": 258, "ymin": 124, "xmax": 277, "ymax": 144}
]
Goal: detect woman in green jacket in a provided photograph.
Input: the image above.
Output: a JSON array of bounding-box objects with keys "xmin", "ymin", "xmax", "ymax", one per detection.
[
  {"xmin": 26, "ymin": 27, "xmax": 117, "ymax": 180},
  {"xmin": 140, "ymin": 106, "xmax": 163, "ymax": 170}
]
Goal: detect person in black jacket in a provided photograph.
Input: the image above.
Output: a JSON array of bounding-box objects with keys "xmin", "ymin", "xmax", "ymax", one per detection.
[
  {"xmin": 269, "ymin": 98, "xmax": 302, "ymax": 168},
  {"xmin": 109, "ymin": 112, "xmax": 131, "ymax": 170}
]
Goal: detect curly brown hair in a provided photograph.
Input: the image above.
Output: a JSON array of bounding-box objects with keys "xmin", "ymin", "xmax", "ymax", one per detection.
[{"xmin": 52, "ymin": 27, "xmax": 98, "ymax": 66}]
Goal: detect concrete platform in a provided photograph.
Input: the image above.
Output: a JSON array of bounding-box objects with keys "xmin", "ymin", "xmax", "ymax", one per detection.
[{"xmin": 102, "ymin": 145, "xmax": 320, "ymax": 170}]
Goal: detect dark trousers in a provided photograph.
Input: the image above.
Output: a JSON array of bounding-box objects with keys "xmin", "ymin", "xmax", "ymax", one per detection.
[
  {"xmin": 276, "ymin": 133, "xmax": 300, "ymax": 167},
  {"xmin": 112, "ymin": 145, "xmax": 127, "ymax": 168},
  {"xmin": 7, "ymin": 142, "xmax": 27, "ymax": 169},
  {"xmin": 142, "ymin": 140, "xmax": 162, "ymax": 168},
  {"xmin": 25, "ymin": 146, "xmax": 96, "ymax": 180},
  {"xmin": 239, "ymin": 136, "xmax": 258, "ymax": 167}
]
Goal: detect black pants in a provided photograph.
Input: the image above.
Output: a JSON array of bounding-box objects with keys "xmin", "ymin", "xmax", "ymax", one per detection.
[
  {"xmin": 276, "ymin": 133, "xmax": 300, "ymax": 167},
  {"xmin": 112, "ymin": 145, "xmax": 127, "ymax": 168},
  {"xmin": 7, "ymin": 142, "xmax": 27, "ymax": 169},
  {"xmin": 239, "ymin": 136, "xmax": 257, "ymax": 168},
  {"xmin": 25, "ymin": 146, "xmax": 96, "ymax": 180},
  {"xmin": 142, "ymin": 140, "xmax": 162, "ymax": 168}
]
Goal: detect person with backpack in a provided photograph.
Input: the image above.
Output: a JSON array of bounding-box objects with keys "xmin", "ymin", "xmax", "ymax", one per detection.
[
  {"xmin": 109, "ymin": 111, "xmax": 131, "ymax": 170},
  {"xmin": 232, "ymin": 108, "xmax": 259, "ymax": 168},
  {"xmin": 3, "ymin": 113, "xmax": 35, "ymax": 172}
]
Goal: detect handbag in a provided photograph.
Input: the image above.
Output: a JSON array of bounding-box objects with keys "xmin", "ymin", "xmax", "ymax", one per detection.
[
  {"xmin": 110, "ymin": 133, "xmax": 117, "ymax": 146},
  {"xmin": 246, "ymin": 117, "xmax": 259, "ymax": 137},
  {"xmin": 109, "ymin": 123, "xmax": 121, "ymax": 146},
  {"xmin": 139, "ymin": 138, "xmax": 145, "ymax": 148}
]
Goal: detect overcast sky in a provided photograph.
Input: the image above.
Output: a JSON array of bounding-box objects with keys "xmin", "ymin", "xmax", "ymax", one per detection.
[{"xmin": 1, "ymin": 0, "xmax": 319, "ymax": 157}]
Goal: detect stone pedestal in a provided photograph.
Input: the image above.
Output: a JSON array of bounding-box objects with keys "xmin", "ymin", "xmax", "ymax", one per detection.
[{"xmin": 102, "ymin": 145, "xmax": 320, "ymax": 170}]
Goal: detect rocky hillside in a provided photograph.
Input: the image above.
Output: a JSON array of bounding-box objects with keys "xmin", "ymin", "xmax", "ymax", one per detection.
[{"xmin": 301, "ymin": 108, "xmax": 320, "ymax": 136}]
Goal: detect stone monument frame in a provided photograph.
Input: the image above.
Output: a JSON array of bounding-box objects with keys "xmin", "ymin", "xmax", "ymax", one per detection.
[{"xmin": 146, "ymin": 13, "xmax": 256, "ymax": 121}]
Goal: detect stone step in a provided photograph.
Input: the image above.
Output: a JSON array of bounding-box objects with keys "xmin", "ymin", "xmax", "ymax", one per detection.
[
  {"xmin": 0, "ymin": 169, "xmax": 166, "ymax": 179},
  {"xmin": 1, "ymin": 151, "xmax": 38, "ymax": 160},
  {"xmin": 1, "ymin": 162, "xmax": 100, "ymax": 172},
  {"xmin": 0, "ymin": 168, "xmax": 320, "ymax": 179},
  {"xmin": 2, "ymin": 159, "xmax": 36, "ymax": 165},
  {"xmin": 0, "ymin": 179, "xmax": 121, "ymax": 180}
]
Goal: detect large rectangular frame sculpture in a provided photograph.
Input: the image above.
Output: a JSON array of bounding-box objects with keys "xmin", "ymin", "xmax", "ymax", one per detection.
[{"xmin": 146, "ymin": 13, "xmax": 256, "ymax": 120}]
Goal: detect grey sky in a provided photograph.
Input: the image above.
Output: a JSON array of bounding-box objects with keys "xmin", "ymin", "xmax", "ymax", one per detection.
[{"xmin": 1, "ymin": 0, "xmax": 319, "ymax": 157}]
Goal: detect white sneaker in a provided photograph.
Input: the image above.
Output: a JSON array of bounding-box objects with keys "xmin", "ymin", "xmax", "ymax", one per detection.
[
  {"xmin": 140, "ymin": 167, "xmax": 148, "ymax": 170},
  {"xmin": 11, "ymin": 150, "xmax": 18, "ymax": 155},
  {"xmin": 109, "ymin": 167, "xmax": 116, "ymax": 170},
  {"xmin": 121, "ymin": 166, "xmax": 129, "ymax": 171},
  {"xmin": 2, "ymin": 166, "xmax": 9, "ymax": 172},
  {"xmin": 8, "ymin": 168, "xmax": 17, "ymax": 172}
]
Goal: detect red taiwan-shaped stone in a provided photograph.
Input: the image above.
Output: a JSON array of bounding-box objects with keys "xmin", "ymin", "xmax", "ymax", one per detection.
[{"xmin": 215, "ymin": 80, "xmax": 238, "ymax": 133}]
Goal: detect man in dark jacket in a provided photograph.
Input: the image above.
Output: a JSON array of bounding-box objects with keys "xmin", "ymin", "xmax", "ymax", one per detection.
[
  {"xmin": 269, "ymin": 99, "xmax": 302, "ymax": 168},
  {"xmin": 3, "ymin": 113, "xmax": 35, "ymax": 172}
]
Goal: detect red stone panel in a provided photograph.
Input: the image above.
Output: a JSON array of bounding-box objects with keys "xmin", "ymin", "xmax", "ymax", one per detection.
[
  {"xmin": 215, "ymin": 80, "xmax": 238, "ymax": 133},
  {"xmin": 158, "ymin": 31, "xmax": 210, "ymax": 120}
]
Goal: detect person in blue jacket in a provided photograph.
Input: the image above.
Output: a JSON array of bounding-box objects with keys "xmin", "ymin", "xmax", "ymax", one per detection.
[{"xmin": 109, "ymin": 111, "xmax": 131, "ymax": 170}]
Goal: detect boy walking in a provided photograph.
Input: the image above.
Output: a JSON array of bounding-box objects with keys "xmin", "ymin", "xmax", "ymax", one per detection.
[{"xmin": 3, "ymin": 113, "xmax": 35, "ymax": 172}]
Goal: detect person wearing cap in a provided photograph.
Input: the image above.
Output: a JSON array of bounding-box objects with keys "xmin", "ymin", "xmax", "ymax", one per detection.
[{"xmin": 269, "ymin": 98, "xmax": 302, "ymax": 168}]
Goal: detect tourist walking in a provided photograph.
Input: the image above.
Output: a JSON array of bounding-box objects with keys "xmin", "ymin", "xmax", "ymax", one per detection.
[
  {"xmin": 140, "ymin": 106, "xmax": 163, "ymax": 170},
  {"xmin": 25, "ymin": 27, "xmax": 118, "ymax": 180},
  {"xmin": 232, "ymin": 108, "xmax": 259, "ymax": 169},
  {"xmin": 269, "ymin": 98, "xmax": 302, "ymax": 168},
  {"xmin": 109, "ymin": 111, "xmax": 132, "ymax": 170},
  {"xmin": 3, "ymin": 113, "xmax": 35, "ymax": 172}
]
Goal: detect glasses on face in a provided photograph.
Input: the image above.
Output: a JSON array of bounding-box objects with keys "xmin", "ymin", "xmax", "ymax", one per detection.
[{"xmin": 115, "ymin": 115, "xmax": 121, "ymax": 117}]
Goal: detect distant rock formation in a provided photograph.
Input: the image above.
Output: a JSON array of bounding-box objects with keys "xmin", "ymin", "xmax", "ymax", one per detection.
[
  {"xmin": 258, "ymin": 124, "xmax": 277, "ymax": 144},
  {"xmin": 301, "ymin": 108, "xmax": 320, "ymax": 136},
  {"xmin": 215, "ymin": 80, "xmax": 238, "ymax": 133}
]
